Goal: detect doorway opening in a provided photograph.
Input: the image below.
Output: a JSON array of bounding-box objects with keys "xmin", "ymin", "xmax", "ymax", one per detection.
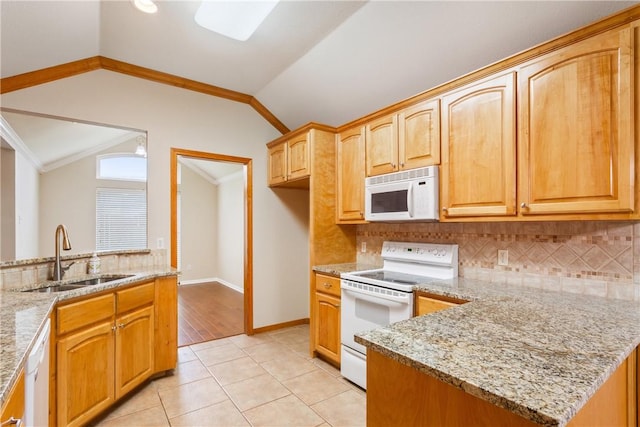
[{"xmin": 170, "ymin": 148, "xmax": 253, "ymax": 346}]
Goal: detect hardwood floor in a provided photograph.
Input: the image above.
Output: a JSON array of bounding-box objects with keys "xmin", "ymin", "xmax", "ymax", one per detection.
[{"xmin": 177, "ymin": 281, "xmax": 244, "ymax": 347}]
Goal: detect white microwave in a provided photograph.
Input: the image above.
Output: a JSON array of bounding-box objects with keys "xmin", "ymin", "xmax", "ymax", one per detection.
[{"xmin": 364, "ymin": 166, "xmax": 439, "ymax": 222}]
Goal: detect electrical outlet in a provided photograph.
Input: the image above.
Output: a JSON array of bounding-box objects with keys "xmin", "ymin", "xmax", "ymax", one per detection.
[
  {"xmin": 497, "ymin": 250, "xmax": 508, "ymax": 266},
  {"xmin": 361, "ymin": 242, "xmax": 367, "ymax": 253},
  {"xmin": 157, "ymin": 237, "xmax": 164, "ymax": 249}
]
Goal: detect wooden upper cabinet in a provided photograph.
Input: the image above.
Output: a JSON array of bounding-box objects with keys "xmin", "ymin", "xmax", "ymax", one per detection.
[
  {"xmin": 365, "ymin": 99, "xmax": 440, "ymax": 177},
  {"xmin": 440, "ymin": 72, "xmax": 517, "ymax": 218},
  {"xmin": 287, "ymin": 134, "xmax": 311, "ymax": 181},
  {"xmin": 399, "ymin": 99, "xmax": 440, "ymax": 170},
  {"xmin": 267, "ymin": 135, "xmax": 310, "ymax": 186},
  {"xmin": 518, "ymin": 26, "xmax": 634, "ymax": 216},
  {"xmin": 337, "ymin": 126, "xmax": 366, "ymax": 223},
  {"xmin": 366, "ymin": 114, "xmax": 398, "ymax": 176},
  {"xmin": 267, "ymin": 143, "xmax": 287, "ymax": 185}
]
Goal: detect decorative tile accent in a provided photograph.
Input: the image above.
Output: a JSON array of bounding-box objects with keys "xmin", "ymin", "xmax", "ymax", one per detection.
[{"xmin": 357, "ymin": 221, "xmax": 639, "ymax": 301}]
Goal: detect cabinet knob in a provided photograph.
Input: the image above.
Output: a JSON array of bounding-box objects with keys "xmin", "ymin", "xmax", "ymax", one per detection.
[
  {"xmin": 111, "ymin": 326, "xmax": 117, "ymax": 331},
  {"xmin": 400, "ymin": 162, "xmax": 404, "ymax": 167},
  {"xmin": 118, "ymin": 323, "xmax": 125, "ymax": 329},
  {"xmin": 442, "ymin": 207, "xmax": 448, "ymax": 212},
  {"xmin": 520, "ymin": 202, "xmax": 527, "ymax": 208},
  {"xmin": 323, "ymin": 283, "xmax": 332, "ymax": 289}
]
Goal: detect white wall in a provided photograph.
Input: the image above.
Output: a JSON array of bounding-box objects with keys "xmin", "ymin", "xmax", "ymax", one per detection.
[
  {"xmin": 15, "ymin": 149, "xmax": 39, "ymax": 259},
  {"xmin": 0, "ymin": 69, "xmax": 310, "ymax": 328},
  {"xmin": 38, "ymin": 138, "xmax": 144, "ymax": 257},
  {"xmin": 216, "ymin": 171, "xmax": 244, "ymax": 290},
  {"xmin": 179, "ymin": 164, "xmax": 218, "ymax": 282}
]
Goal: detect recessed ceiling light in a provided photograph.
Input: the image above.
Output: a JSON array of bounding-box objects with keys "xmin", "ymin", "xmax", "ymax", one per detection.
[
  {"xmin": 132, "ymin": 0, "xmax": 158, "ymax": 14},
  {"xmin": 195, "ymin": 0, "xmax": 279, "ymax": 42}
]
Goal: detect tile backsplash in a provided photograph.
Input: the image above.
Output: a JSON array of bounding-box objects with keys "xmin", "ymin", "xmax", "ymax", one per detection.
[
  {"xmin": 0, "ymin": 249, "xmax": 167, "ymax": 291},
  {"xmin": 357, "ymin": 221, "xmax": 640, "ymax": 301}
]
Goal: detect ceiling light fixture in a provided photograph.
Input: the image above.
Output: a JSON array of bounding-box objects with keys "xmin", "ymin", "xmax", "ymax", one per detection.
[
  {"xmin": 135, "ymin": 135, "xmax": 147, "ymax": 157},
  {"xmin": 194, "ymin": 0, "xmax": 279, "ymax": 41},
  {"xmin": 132, "ymin": 0, "xmax": 158, "ymax": 14}
]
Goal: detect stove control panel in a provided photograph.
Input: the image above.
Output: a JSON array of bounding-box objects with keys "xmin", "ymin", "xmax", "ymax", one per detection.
[{"xmin": 381, "ymin": 241, "xmax": 458, "ymax": 266}]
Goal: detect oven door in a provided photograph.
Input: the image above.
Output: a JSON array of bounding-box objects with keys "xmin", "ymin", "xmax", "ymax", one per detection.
[{"xmin": 340, "ymin": 279, "xmax": 413, "ymax": 354}]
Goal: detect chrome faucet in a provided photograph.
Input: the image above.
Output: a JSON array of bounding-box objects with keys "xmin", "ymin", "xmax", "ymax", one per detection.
[{"xmin": 53, "ymin": 224, "xmax": 73, "ymax": 281}]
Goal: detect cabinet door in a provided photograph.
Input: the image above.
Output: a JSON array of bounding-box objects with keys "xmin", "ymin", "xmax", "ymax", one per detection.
[
  {"xmin": 287, "ymin": 134, "xmax": 310, "ymax": 181},
  {"xmin": 518, "ymin": 27, "xmax": 634, "ymax": 215},
  {"xmin": 441, "ymin": 72, "xmax": 517, "ymax": 218},
  {"xmin": 267, "ymin": 143, "xmax": 287, "ymax": 186},
  {"xmin": 115, "ymin": 305, "xmax": 154, "ymax": 398},
  {"xmin": 57, "ymin": 321, "xmax": 115, "ymax": 427},
  {"xmin": 0, "ymin": 368, "xmax": 24, "ymax": 426},
  {"xmin": 366, "ymin": 114, "xmax": 398, "ymax": 176},
  {"xmin": 314, "ymin": 292, "xmax": 341, "ymax": 364},
  {"xmin": 336, "ymin": 127, "xmax": 366, "ymax": 222},
  {"xmin": 415, "ymin": 295, "xmax": 458, "ymax": 316},
  {"xmin": 399, "ymin": 99, "xmax": 440, "ymax": 170}
]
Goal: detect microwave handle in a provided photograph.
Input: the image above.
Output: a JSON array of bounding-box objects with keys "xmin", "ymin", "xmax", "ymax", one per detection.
[{"xmin": 407, "ymin": 181, "xmax": 414, "ymax": 218}]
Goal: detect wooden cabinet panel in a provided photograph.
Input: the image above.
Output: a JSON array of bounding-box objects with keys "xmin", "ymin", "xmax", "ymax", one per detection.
[
  {"xmin": 414, "ymin": 291, "xmax": 467, "ymax": 316},
  {"xmin": 366, "ymin": 114, "xmax": 398, "ymax": 176},
  {"xmin": 117, "ymin": 281, "xmax": 154, "ymax": 314},
  {"xmin": 1, "ymin": 369, "xmax": 24, "ymax": 426},
  {"xmin": 441, "ymin": 72, "xmax": 517, "ymax": 218},
  {"xmin": 154, "ymin": 276, "xmax": 178, "ymax": 372},
  {"xmin": 399, "ymin": 99, "xmax": 440, "ymax": 169},
  {"xmin": 287, "ymin": 134, "xmax": 310, "ymax": 180},
  {"xmin": 57, "ymin": 293, "xmax": 115, "ymax": 335},
  {"xmin": 57, "ymin": 321, "xmax": 115, "ymax": 427},
  {"xmin": 115, "ymin": 306, "xmax": 154, "ymax": 398},
  {"xmin": 314, "ymin": 292, "xmax": 341, "ymax": 364},
  {"xmin": 336, "ymin": 126, "xmax": 366, "ymax": 223},
  {"xmin": 267, "ymin": 143, "xmax": 287, "ymax": 185},
  {"xmin": 518, "ymin": 27, "xmax": 634, "ymax": 215}
]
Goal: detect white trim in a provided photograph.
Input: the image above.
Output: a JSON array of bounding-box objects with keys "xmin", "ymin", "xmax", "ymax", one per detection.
[
  {"xmin": 0, "ymin": 115, "xmax": 42, "ymax": 170},
  {"xmin": 179, "ymin": 277, "xmax": 244, "ymax": 294},
  {"xmin": 44, "ymin": 133, "xmax": 138, "ymax": 173}
]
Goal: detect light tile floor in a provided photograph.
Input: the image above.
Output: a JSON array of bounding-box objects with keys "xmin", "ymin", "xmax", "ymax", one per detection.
[{"xmin": 92, "ymin": 325, "xmax": 366, "ymax": 426}]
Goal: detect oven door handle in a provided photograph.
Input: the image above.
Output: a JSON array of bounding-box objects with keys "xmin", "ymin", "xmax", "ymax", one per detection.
[{"xmin": 342, "ymin": 285, "xmax": 411, "ymax": 305}]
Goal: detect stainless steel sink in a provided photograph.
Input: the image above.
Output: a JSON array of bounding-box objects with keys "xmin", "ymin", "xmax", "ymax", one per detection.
[
  {"xmin": 67, "ymin": 274, "xmax": 133, "ymax": 287},
  {"xmin": 22, "ymin": 274, "xmax": 134, "ymax": 293},
  {"xmin": 25, "ymin": 284, "xmax": 88, "ymax": 293}
]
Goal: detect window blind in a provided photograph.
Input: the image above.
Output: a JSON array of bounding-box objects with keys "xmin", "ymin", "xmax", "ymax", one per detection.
[{"xmin": 96, "ymin": 188, "xmax": 147, "ymax": 251}]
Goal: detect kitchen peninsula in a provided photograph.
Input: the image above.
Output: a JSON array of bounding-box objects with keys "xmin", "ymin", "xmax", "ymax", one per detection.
[
  {"xmin": 0, "ymin": 250, "xmax": 178, "ymax": 426},
  {"xmin": 356, "ymin": 278, "xmax": 640, "ymax": 427}
]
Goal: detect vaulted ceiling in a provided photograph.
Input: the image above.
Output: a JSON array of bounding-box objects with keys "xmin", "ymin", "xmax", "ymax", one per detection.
[{"xmin": 1, "ymin": 1, "xmax": 638, "ymax": 131}]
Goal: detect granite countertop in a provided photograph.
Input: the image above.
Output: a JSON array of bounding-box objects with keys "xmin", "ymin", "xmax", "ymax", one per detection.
[
  {"xmin": 0, "ymin": 268, "xmax": 178, "ymax": 408},
  {"xmin": 354, "ymin": 277, "xmax": 640, "ymax": 427},
  {"xmin": 313, "ymin": 262, "xmax": 381, "ymax": 277}
]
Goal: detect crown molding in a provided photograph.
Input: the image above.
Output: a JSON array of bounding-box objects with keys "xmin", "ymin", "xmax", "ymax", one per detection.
[{"xmin": 0, "ymin": 56, "xmax": 290, "ymax": 135}]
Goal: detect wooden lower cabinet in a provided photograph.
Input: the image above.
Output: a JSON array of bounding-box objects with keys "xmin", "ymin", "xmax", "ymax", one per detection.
[
  {"xmin": 54, "ymin": 277, "xmax": 177, "ymax": 426},
  {"xmin": 0, "ymin": 368, "xmax": 25, "ymax": 426},
  {"xmin": 313, "ymin": 273, "xmax": 341, "ymax": 365},
  {"xmin": 115, "ymin": 305, "xmax": 154, "ymax": 398},
  {"xmin": 414, "ymin": 291, "xmax": 468, "ymax": 316},
  {"xmin": 57, "ymin": 320, "xmax": 116, "ymax": 427},
  {"xmin": 367, "ymin": 347, "xmax": 638, "ymax": 427}
]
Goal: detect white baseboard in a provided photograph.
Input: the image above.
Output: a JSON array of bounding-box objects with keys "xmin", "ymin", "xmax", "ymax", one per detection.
[{"xmin": 179, "ymin": 277, "xmax": 244, "ymax": 294}]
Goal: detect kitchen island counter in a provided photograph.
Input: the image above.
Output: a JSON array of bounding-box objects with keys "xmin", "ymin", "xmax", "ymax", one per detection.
[{"xmin": 355, "ymin": 277, "xmax": 640, "ymax": 426}]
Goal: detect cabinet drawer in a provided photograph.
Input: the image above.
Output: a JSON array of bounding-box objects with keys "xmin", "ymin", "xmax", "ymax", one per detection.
[
  {"xmin": 315, "ymin": 274, "xmax": 341, "ymax": 298},
  {"xmin": 57, "ymin": 294, "xmax": 115, "ymax": 335},
  {"xmin": 415, "ymin": 291, "xmax": 468, "ymax": 316},
  {"xmin": 117, "ymin": 282, "xmax": 155, "ymax": 314}
]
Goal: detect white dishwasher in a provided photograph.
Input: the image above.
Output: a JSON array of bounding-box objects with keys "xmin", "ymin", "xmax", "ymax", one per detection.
[{"xmin": 24, "ymin": 318, "xmax": 50, "ymax": 427}]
